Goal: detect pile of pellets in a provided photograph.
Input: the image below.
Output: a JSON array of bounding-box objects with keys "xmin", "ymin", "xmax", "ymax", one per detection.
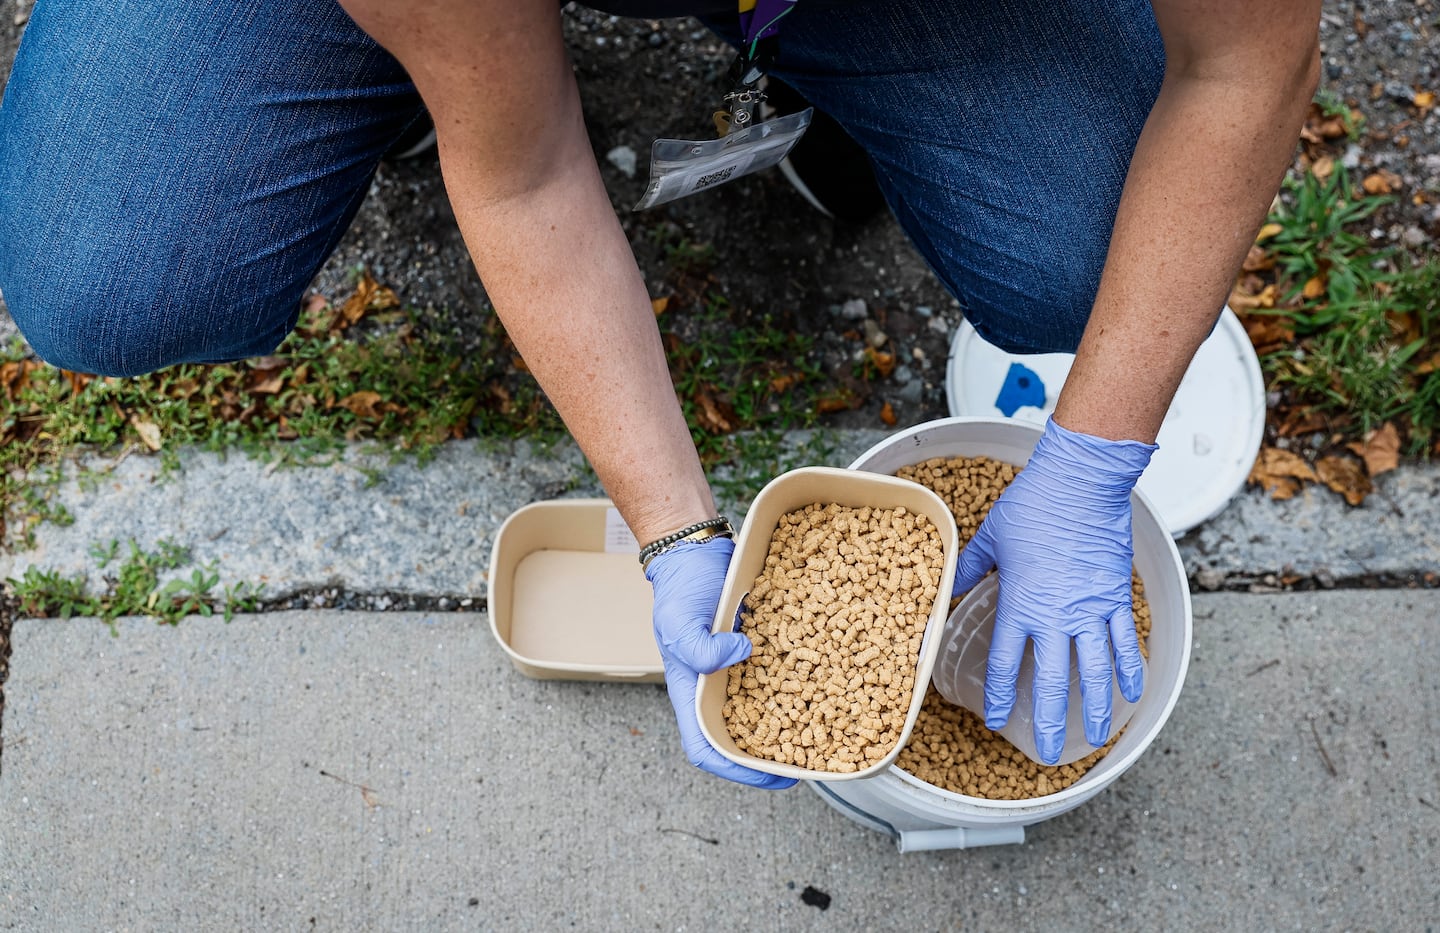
[
  {"xmin": 723, "ymin": 503, "xmax": 945, "ymax": 773},
  {"xmin": 891, "ymin": 455, "xmax": 1153, "ymax": 800}
]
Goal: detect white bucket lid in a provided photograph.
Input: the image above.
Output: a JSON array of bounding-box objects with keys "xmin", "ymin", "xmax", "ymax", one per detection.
[{"xmin": 944, "ymin": 308, "xmax": 1264, "ymax": 536}]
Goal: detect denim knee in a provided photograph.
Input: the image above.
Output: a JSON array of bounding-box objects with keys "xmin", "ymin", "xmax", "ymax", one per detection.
[{"xmin": 0, "ymin": 200, "xmax": 296, "ymax": 378}]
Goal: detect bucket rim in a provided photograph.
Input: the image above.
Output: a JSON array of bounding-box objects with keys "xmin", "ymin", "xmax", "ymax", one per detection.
[{"xmin": 846, "ymin": 416, "xmax": 1194, "ymax": 811}]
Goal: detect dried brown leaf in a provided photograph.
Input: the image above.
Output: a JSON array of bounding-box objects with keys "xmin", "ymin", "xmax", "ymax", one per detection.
[
  {"xmin": 1276, "ymin": 408, "xmax": 1329, "ymax": 437},
  {"xmin": 337, "ymin": 390, "xmax": 384, "ymax": 419},
  {"xmin": 1362, "ymin": 170, "xmax": 1402, "ymax": 195},
  {"xmin": 1239, "ymin": 313, "xmax": 1294, "ymax": 354},
  {"xmin": 1346, "ymin": 422, "xmax": 1400, "ymax": 478},
  {"xmin": 1241, "ymin": 245, "xmax": 1276, "ymax": 272},
  {"xmin": 1248, "ymin": 446, "xmax": 1317, "ymax": 500},
  {"xmin": 769, "ymin": 372, "xmax": 800, "ymax": 393},
  {"xmin": 1315, "ymin": 455, "xmax": 1372, "ymax": 506},
  {"xmin": 335, "ymin": 272, "xmax": 399, "ymax": 330},
  {"xmin": 864, "ymin": 347, "xmax": 897, "ymax": 379},
  {"xmin": 879, "ymin": 401, "xmax": 897, "ymax": 426},
  {"xmin": 1255, "ymin": 222, "xmax": 1284, "ymax": 242},
  {"xmin": 1229, "ymin": 283, "xmax": 1278, "ymax": 312},
  {"xmin": 1302, "ymin": 275, "xmax": 1327, "ymax": 299},
  {"xmin": 815, "ymin": 390, "xmax": 860, "ymax": 414},
  {"xmin": 651, "ymin": 296, "xmax": 670, "ymax": 316},
  {"xmin": 694, "ymin": 391, "xmax": 737, "ymax": 434}
]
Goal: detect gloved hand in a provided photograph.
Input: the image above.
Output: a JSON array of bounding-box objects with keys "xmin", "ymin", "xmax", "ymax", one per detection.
[
  {"xmin": 646, "ymin": 536, "xmax": 797, "ymax": 789},
  {"xmin": 951, "ymin": 417, "xmax": 1155, "ymax": 765}
]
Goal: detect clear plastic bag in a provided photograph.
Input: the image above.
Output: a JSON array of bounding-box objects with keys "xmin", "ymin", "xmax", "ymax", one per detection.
[{"xmin": 633, "ymin": 108, "xmax": 812, "ymax": 211}]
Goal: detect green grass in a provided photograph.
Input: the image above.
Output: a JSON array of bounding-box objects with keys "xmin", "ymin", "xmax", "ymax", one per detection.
[
  {"xmin": 1254, "ymin": 161, "xmax": 1440, "ymax": 452},
  {"xmin": 664, "ymin": 295, "xmax": 827, "ymax": 464},
  {"xmin": 0, "ymin": 275, "xmax": 564, "ymax": 546},
  {"xmin": 8, "ymin": 537, "xmax": 263, "ymax": 629},
  {"xmin": 0, "ymin": 262, "xmax": 851, "ymax": 549},
  {"xmin": 1266, "ymin": 165, "xmax": 1393, "ymax": 307}
]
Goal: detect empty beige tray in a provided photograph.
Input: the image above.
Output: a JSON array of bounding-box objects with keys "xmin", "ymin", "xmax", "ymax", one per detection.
[
  {"xmin": 489, "ymin": 498, "xmax": 663, "ymax": 682},
  {"xmin": 695, "ymin": 467, "xmax": 959, "ymax": 782}
]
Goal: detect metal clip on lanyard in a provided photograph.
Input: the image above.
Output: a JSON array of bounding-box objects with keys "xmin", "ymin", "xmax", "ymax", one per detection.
[
  {"xmin": 632, "ymin": 0, "xmax": 810, "ymax": 210},
  {"xmin": 715, "ymin": 0, "xmax": 798, "ymax": 135}
]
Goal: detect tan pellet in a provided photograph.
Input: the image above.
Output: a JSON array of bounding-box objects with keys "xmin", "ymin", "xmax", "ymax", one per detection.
[
  {"xmin": 892, "ymin": 455, "xmax": 1152, "ymax": 800},
  {"xmin": 722, "ymin": 502, "xmax": 945, "ymax": 773}
]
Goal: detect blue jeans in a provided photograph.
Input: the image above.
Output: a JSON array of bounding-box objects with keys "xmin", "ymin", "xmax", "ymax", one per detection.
[{"xmin": 0, "ymin": 0, "xmax": 1163, "ymax": 376}]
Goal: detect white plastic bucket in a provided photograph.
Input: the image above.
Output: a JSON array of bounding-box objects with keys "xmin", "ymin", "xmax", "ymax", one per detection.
[{"xmin": 809, "ymin": 418, "xmax": 1193, "ymax": 852}]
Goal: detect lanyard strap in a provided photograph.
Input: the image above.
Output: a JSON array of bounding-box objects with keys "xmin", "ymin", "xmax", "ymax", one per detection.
[{"xmin": 738, "ymin": 0, "xmax": 798, "ymax": 58}]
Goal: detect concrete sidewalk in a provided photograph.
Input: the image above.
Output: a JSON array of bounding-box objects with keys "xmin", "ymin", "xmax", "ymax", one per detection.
[{"xmin": 2, "ymin": 592, "xmax": 1435, "ymax": 931}]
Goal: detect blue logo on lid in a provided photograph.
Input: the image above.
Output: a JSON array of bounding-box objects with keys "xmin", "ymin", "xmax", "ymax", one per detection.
[{"xmin": 994, "ymin": 362, "xmax": 1046, "ymax": 417}]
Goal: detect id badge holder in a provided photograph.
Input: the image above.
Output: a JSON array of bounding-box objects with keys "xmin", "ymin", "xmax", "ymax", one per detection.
[{"xmin": 634, "ymin": 74, "xmax": 813, "ymax": 211}]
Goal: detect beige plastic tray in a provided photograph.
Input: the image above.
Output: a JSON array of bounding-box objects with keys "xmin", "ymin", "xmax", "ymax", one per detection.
[
  {"xmin": 489, "ymin": 498, "xmax": 663, "ymax": 682},
  {"xmin": 695, "ymin": 467, "xmax": 960, "ymax": 782}
]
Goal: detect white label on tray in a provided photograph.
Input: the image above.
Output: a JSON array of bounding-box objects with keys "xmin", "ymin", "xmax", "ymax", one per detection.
[{"xmin": 604, "ymin": 508, "xmax": 640, "ymax": 554}]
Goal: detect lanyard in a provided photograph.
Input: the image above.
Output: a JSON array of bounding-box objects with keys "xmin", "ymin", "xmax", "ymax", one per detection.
[
  {"xmin": 739, "ymin": 0, "xmax": 798, "ymax": 52},
  {"xmin": 736, "ymin": 0, "xmax": 797, "ymax": 81}
]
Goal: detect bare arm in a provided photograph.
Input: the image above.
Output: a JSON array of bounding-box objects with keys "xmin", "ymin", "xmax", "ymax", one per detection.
[
  {"xmin": 1053, "ymin": 0, "xmax": 1321, "ymax": 441},
  {"xmin": 337, "ymin": 0, "xmax": 714, "ymax": 547}
]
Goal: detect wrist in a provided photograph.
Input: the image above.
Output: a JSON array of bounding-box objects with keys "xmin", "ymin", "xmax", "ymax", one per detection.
[
  {"xmin": 1033, "ymin": 417, "xmax": 1156, "ymax": 489},
  {"xmin": 640, "ymin": 517, "xmax": 735, "ymax": 572}
]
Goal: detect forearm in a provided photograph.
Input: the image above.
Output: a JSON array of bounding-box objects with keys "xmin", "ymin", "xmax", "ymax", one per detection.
[
  {"xmin": 340, "ymin": 0, "xmax": 714, "ymax": 545},
  {"xmin": 461, "ymin": 152, "xmax": 718, "ymax": 545},
  {"xmin": 1055, "ymin": 5, "xmax": 1320, "ymax": 442}
]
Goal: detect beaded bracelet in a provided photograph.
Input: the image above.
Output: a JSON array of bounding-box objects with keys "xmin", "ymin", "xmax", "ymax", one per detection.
[{"xmin": 638, "ymin": 516, "xmax": 734, "ymax": 570}]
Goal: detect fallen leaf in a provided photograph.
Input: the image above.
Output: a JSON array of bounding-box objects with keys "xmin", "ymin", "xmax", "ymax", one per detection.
[
  {"xmin": 694, "ymin": 391, "xmax": 737, "ymax": 434},
  {"xmin": 132, "ymin": 418, "xmax": 163, "ymax": 451},
  {"xmin": 1315, "ymin": 455, "xmax": 1372, "ymax": 506},
  {"xmin": 304, "ymin": 293, "xmax": 330, "ymax": 314},
  {"xmin": 1415, "ymin": 349, "xmax": 1440, "ymax": 375},
  {"xmin": 1361, "ymin": 170, "xmax": 1402, "ymax": 195},
  {"xmin": 0, "ymin": 359, "xmax": 39, "ymax": 399},
  {"xmin": 769, "ymin": 372, "xmax": 800, "ymax": 393},
  {"xmin": 815, "ymin": 390, "xmax": 860, "ymax": 414},
  {"xmin": 1301, "ymin": 275, "xmax": 1327, "ymax": 300},
  {"xmin": 337, "ymin": 390, "xmax": 384, "ymax": 419},
  {"xmin": 879, "ymin": 401, "xmax": 897, "ymax": 426},
  {"xmin": 1415, "ymin": 89, "xmax": 1436, "ymax": 111},
  {"xmin": 1229, "ymin": 283, "xmax": 1278, "ymax": 312},
  {"xmin": 248, "ymin": 369, "xmax": 285, "ymax": 394},
  {"xmin": 1276, "ymin": 408, "xmax": 1328, "ymax": 437},
  {"xmin": 864, "ymin": 347, "xmax": 896, "ymax": 379},
  {"xmin": 1242, "ymin": 245, "xmax": 1276, "ymax": 272},
  {"xmin": 651, "ymin": 296, "xmax": 670, "ymax": 316},
  {"xmin": 1347, "ymin": 422, "xmax": 1400, "ymax": 478},
  {"xmin": 1239, "ymin": 313, "xmax": 1295, "ymax": 355},
  {"xmin": 1248, "ymin": 446, "xmax": 1317, "ymax": 500},
  {"xmin": 336, "ymin": 271, "xmax": 399, "ymax": 330},
  {"xmin": 1255, "ymin": 222, "xmax": 1284, "ymax": 242},
  {"xmin": 62, "ymin": 370, "xmax": 93, "ymax": 395},
  {"xmin": 1310, "ymin": 155, "xmax": 1335, "ymax": 180}
]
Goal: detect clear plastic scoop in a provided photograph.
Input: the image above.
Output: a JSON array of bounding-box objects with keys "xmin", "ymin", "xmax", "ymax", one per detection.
[{"xmin": 931, "ymin": 574, "xmax": 1144, "ymax": 766}]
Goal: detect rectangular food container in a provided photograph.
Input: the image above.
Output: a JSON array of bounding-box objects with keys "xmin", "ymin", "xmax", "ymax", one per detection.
[
  {"xmin": 488, "ymin": 498, "xmax": 663, "ymax": 682},
  {"xmin": 695, "ymin": 466, "xmax": 960, "ymax": 782}
]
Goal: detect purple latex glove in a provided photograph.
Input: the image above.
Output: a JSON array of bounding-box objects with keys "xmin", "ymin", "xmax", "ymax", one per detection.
[
  {"xmin": 950, "ymin": 417, "xmax": 1155, "ymax": 765},
  {"xmin": 646, "ymin": 536, "xmax": 797, "ymax": 789}
]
